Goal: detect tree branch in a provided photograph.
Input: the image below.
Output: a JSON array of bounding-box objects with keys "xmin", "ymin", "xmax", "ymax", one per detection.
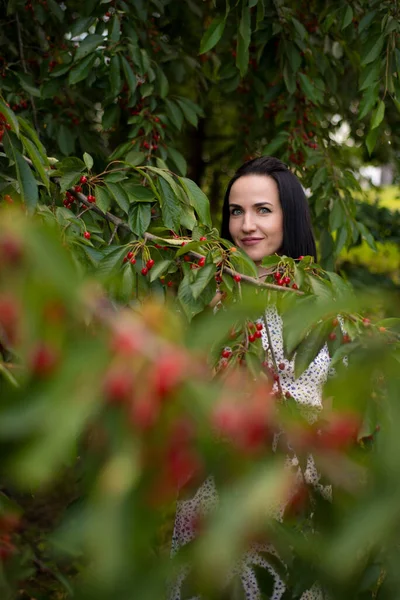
[{"xmin": 0, "ymin": 143, "xmax": 303, "ymax": 295}]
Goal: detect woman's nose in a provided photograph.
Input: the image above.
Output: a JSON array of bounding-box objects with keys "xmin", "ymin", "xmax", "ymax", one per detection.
[{"xmin": 241, "ymin": 213, "xmax": 256, "ymax": 232}]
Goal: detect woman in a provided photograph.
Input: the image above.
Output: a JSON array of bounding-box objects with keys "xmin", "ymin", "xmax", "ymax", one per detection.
[{"xmin": 170, "ymin": 157, "xmax": 330, "ymax": 600}]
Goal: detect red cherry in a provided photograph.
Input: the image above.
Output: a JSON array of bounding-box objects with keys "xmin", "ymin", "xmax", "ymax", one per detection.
[
  {"xmin": 292, "ymin": 283, "xmax": 298, "ymax": 290},
  {"xmin": 256, "ymin": 322, "xmax": 263, "ymax": 331},
  {"xmin": 332, "ymin": 318, "xmax": 339, "ymax": 327},
  {"xmin": 298, "ymin": 256, "xmax": 304, "ymax": 260},
  {"xmin": 127, "ymin": 251, "xmax": 134, "ymax": 259},
  {"xmin": 282, "ymin": 276, "xmax": 291, "ymax": 285},
  {"xmin": 233, "ymin": 274, "xmax": 241, "ymax": 282},
  {"xmin": 80, "ymin": 175, "xmax": 88, "ymax": 184},
  {"xmin": 74, "ymin": 185, "xmax": 82, "ymax": 193},
  {"xmin": 274, "ymin": 272, "xmax": 281, "ymax": 281},
  {"xmin": 278, "ymin": 362, "xmax": 285, "ymax": 370},
  {"xmin": 130, "ymin": 257, "xmax": 136, "ymax": 264},
  {"xmin": 255, "ymin": 330, "xmax": 262, "ymax": 339},
  {"xmin": 329, "ymin": 332, "xmax": 337, "ymax": 341},
  {"xmin": 141, "ymin": 267, "xmax": 148, "ymax": 276},
  {"xmin": 154, "ymin": 351, "xmax": 187, "ymax": 398},
  {"xmin": 362, "ymin": 318, "xmax": 371, "ymax": 326},
  {"xmin": 146, "ymin": 259, "xmax": 155, "ymax": 269},
  {"xmin": 221, "ymin": 348, "xmax": 232, "ymax": 359},
  {"xmin": 30, "ymin": 342, "xmax": 59, "ymax": 378},
  {"xmin": 249, "ymin": 333, "xmax": 256, "ymax": 343},
  {"xmin": 199, "ymin": 236, "xmax": 207, "ymax": 241},
  {"xmin": 167, "ymin": 281, "xmax": 173, "ymax": 287},
  {"xmin": 103, "ymin": 368, "xmax": 133, "ymax": 404},
  {"xmin": 183, "ymin": 255, "xmax": 191, "ymax": 262},
  {"xmin": 83, "ymin": 231, "xmax": 91, "ymax": 239},
  {"xmin": 198, "ymin": 257, "xmax": 206, "ymax": 267},
  {"xmin": 87, "ymin": 194, "xmax": 96, "ymax": 203},
  {"xmin": 342, "ymin": 334, "xmax": 351, "ymax": 344},
  {"xmin": 123, "ymin": 257, "xmax": 128, "ymax": 263}
]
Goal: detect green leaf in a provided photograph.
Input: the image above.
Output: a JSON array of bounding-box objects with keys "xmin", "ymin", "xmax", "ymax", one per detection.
[
  {"xmin": 57, "ymin": 125, "xmax": 76, "ymax": 156},
  {"xmin": 176, "ymin": 99, "xmax": 198, "ymax": 127},
  {"xmin": 21, "ymin": 135, "xmax": 50, "ymax": 190},
  {"xmin": 199, "ymin": 17, "xmax": 226, "ymax": 54},
  {"xmin": 191, "ymin": 263, "xmax": 216, "ymax": 299},
  {"xmin": 165, "ymin": 99, "xmax": 183, "ymax": 130},
  {"xmin": 342, "ymin": 5, "xmax": 353, "ymax": 29},
  {"xmin": 358, "ymin": 84, "xmax": 379, "ymax": 120},
  {"xmin": 299, "ymin": 73, "xmax": 321, "ymax": 104},
  {"xmin": 105, "ymin": 182, "xmax": 130, "ymax": 213},
  {"xmin": 109, "ymin": 15, "xmax": 120, "ymax": 42},
  {"xmin": 236, "ymin": 3, "xmax": 251, "ymax": 77},
  {"xmin": 102, "ymin": 104, "xmax": 120, "ymax": 129},
  {"xmin": 361, "ymin": 36, "xmax": 385, "ymax": 66},
  {"xmin": 128, "ymin": 202, "xmax": 151, "ymax": 236},
  {"xmin": 294, "ymin": 320, "xmax": 332, "ymax": 378},
  {"xmin": 126, "ymin": 184, "xmax": 154, "ymax": 202},
  {"xmin": 285, "ymin": 41, "xmax": 302, "ymax": 73},
  {"xmin": 16, "ymin": 72, "xmax": 41, "ymax": 97},
  {"xmin": 335, "ymin": 226, "xmax": 348, "ymax": 254},
  {"xmin": 283, "ymin": 62, "xmax": 296, "ymax": 94},
  {"xmin": 178, "ymin": 273, "xmax": 206, "ymax": 321},
  {"xmin": 121, "ymin": 56, "xmax": 137, "ymax": 96},
  {"xmin": 358, "ymin": 11, "xmax": 377, "ymax": 34},
  {"xmin": 356, "ymin": 221, "xmax": 377, "ymax": 251},
  {"xmin": 47, "ymin": 0, "xmax": 64, "ymax": 21},
  {"xmin": 312, "ymin": 166, "xmax": 327, "ymax": 190},
  {"xmin": 74, "ymin": 34, "xmax": 104, "ymax": 62},
  {"xmin": 18, "ymin": 118, "xmax": 47, "ymax": 159},
  {"xmin": 0, "ymin": 98, "xmax": 19, "ymax": 135},
  {"xmin": 159, "ymin": 177, "xmax": 181, "ymax": 231},
  {"xmin": 308, "ymin": 276, "xmax": 333, "ymax": 301},
  {"xmin": 125, "ymin": 151, "xmax": 145, "ymax": 166},
  {"xmin": 167, "ymin": 147, "xmax": 187, "ymax": 176},
  {"xmin": 149, "ymin": 259, "xmax": 173, "ymax": 283},
  {"xmin": 155, "ymin": 66, "xmax": 169, "ymax": 98},
  {"xmin": 370, "ymin": 100, "xmax": 385, "ymax": 130},
  {"xmin": 59, "ymin": 171, "xmax": 82, "ymax": 193},
  {"xmin": 11, "ymin": 146, "xmax": 38, "ymax": 211},
  {"xmin": 95, "ymin": 186, "xmax": 112, "ymax": 212},
  {"xmin": 326, "ymin": 271, "xmax": 353, "ymax": 300},
  {"xmin": 263, "ymin": 134, "xmax": 288, "ymax": 156},
  {"xmin": 366, "ymin": 126, "xmax": 380, "ymax": 155},
  {"xmin": 179, "ymin": 177, "xmax": 212, "ymax": 228},
  {"xmin": 329, "ymin": 199, "xmax": 345, "ymax": 231},
  {"xmin": 292, "ymin": 17, "xmax": 307, "ymax": 40},
  {"xmin": 97, "ymin": 246, "xmax": 128, "ymax": 277},
  {"xmin": 359, "ymin": 63, "xmax": 380, "ymax": 91},
  {"xmin": 109, "ymin": 55, "xmax": 122, "ymax": 96},
  {"xmin": 69, "ymin": 54, "xmax": 96, "ymax": 85},
  {"xmin": 83, "ymin": 152, "xmax": 93, "ymax": 170}
]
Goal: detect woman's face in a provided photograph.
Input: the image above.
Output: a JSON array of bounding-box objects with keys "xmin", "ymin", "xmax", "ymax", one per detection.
[{"xmin": 228, "ymin": 174, "xmax": 284, "ymax": 265}]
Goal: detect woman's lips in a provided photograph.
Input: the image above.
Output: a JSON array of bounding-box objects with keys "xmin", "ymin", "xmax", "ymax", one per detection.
[{"xmin": 241, "ymin": 238, "xmax": 263, "ymax": 246}]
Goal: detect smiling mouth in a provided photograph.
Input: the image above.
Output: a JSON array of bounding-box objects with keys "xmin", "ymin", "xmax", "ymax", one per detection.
[{"xmin": 241, "ymin": 238, "xmax": 263, "ymax": 245}]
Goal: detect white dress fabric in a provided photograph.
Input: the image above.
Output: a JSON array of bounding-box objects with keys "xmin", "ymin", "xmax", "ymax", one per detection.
[{"xmin": 170, "ymin": 306, "xmax": 332, "ymax": 600}]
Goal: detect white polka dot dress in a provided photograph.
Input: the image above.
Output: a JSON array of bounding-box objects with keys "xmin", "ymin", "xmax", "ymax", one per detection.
[{"xmin": 170, "ymin": 306, "xmax": 331, "ymax": 600}]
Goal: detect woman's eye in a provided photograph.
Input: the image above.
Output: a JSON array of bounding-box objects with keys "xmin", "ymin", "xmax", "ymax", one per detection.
[
  {"xmin": 258, "ymin": 207, "xmax": 271, "ymax": 214},
  {"xmin": 230, "ymin": 208, "xmax": 242, "ymax": 216}
]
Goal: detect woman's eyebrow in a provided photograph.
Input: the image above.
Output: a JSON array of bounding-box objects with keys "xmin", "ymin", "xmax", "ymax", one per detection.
[{"xmin": 229, "ymin": 202, "xmax": 273, "ymax": 208}]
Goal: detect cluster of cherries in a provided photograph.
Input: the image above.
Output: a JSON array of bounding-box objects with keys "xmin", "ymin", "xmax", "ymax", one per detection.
[
  {"xmin": 122, "ymin": 251, "xmax": 154, "ymax": 276},
  {"xmin": 273, "ymin": 271, "xmax": 298, "ymax": 289},
  {"xmin": 63, "ymin": 176, "xmax": 95, "ymax": 211}
]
